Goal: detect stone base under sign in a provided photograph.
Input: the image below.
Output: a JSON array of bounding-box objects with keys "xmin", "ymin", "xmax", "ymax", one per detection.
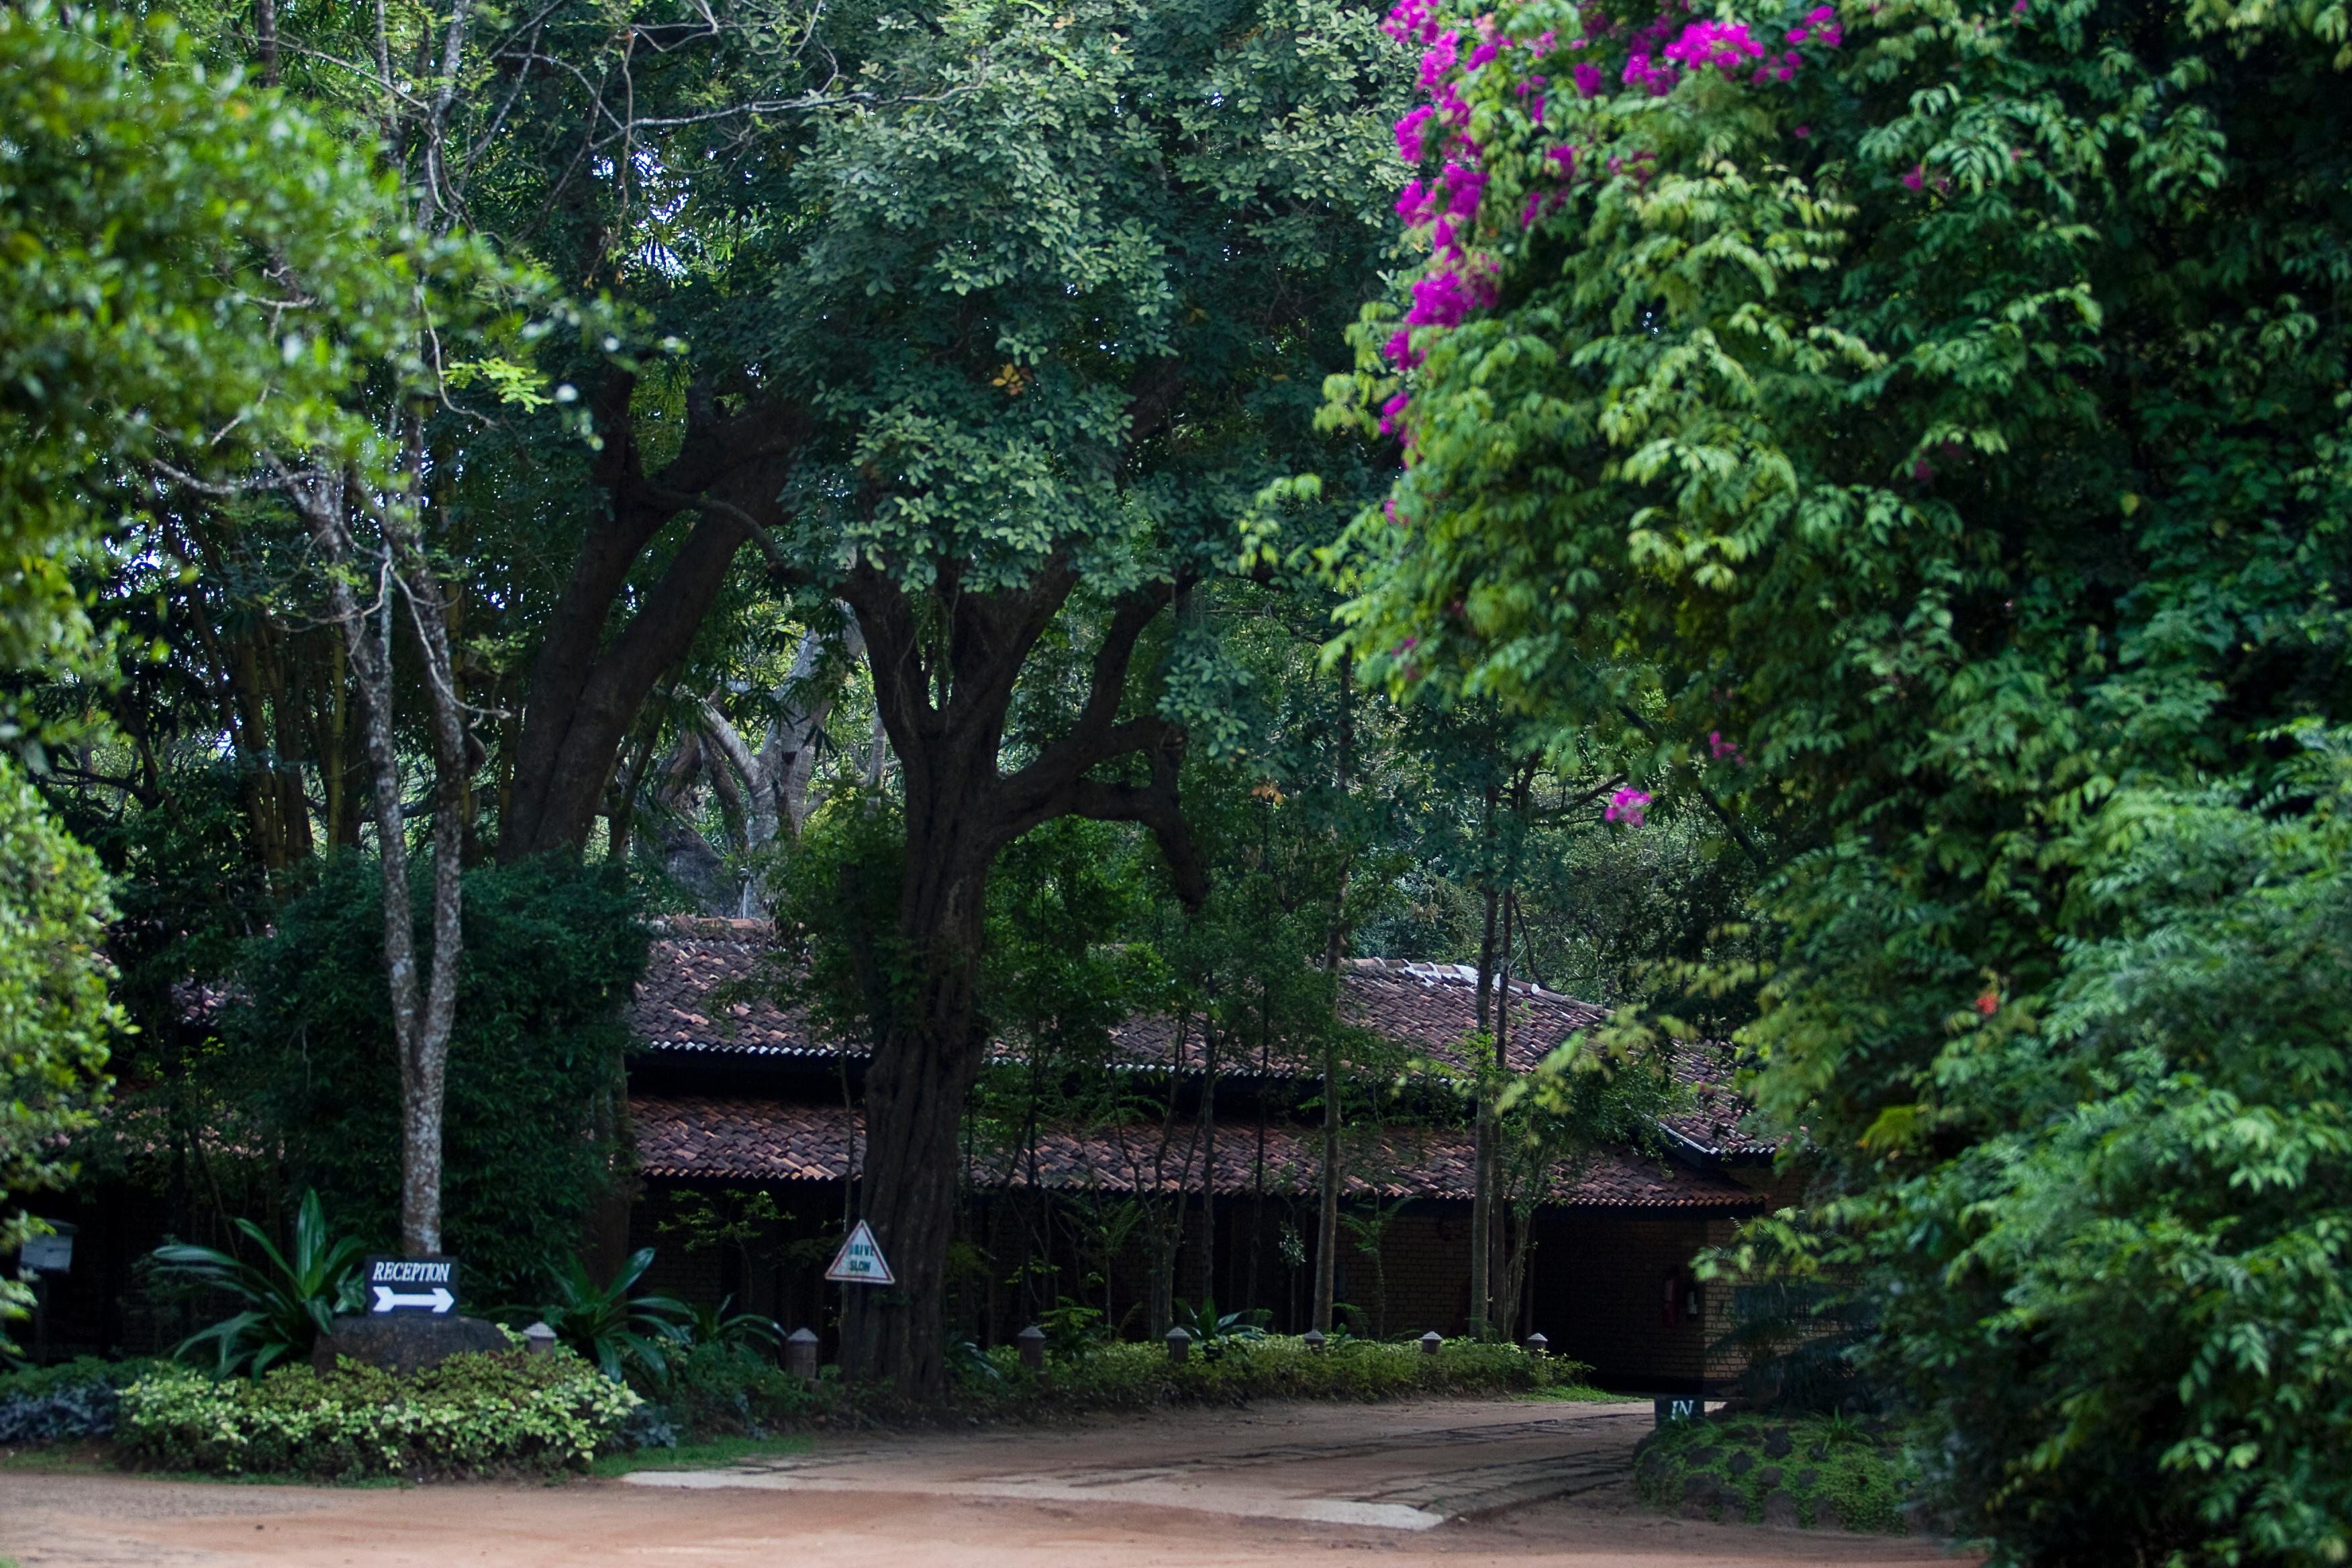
[{"xmin": 313, "ymin": 1314, "xmax": 507, "ymax": 1375}]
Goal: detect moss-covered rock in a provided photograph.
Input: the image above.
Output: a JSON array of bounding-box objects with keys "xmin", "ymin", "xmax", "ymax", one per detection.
[{"xmin": 1632, "ymin": 1413, "xmax": 1914, "ymax": 1533}]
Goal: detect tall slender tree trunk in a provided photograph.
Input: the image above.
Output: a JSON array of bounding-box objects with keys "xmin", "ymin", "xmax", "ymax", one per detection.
[
  {"xmin": 291, "ymin": 458, "xmax": 467, "ymax": 1255},
  {"xmin": 1468, "ymin": 783, "xmax": 1500, "ymax": 1338},
  {"xmin": 1313, "ymin": 653, "xmax": 1354, "ymax": 1335}
]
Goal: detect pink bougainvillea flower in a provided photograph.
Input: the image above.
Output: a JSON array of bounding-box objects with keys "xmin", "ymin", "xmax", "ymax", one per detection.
[
  {"xmin": 1787, "ymin": 5, "xmax": 1842, "ymax": 45},
  {"xmin": 1419, "ymin": 30, "xmax": 1459, "ymax": 91},
  {"xmin": 1794, "ymin": 124, "xmax": 1810, "ymax": 138},
  {"xmin": 1395, "ymin": 104, "xmax": 1435, "ymax": 164},
  {"xmin": 1572, "ymin": 60, "xmax": 1604, "ymax": 97},
  {"xmin": 1378, "ymin": 391, "xmax": 1412, "ymax": 434},
  {"xmin": 1604, "ymin": 788, "xmax": 1653, "ymax": 827},
  {"xmin": 1665, "ymin": 18, "xmax": 1764, "ymax": 74},
  {"xmin": 1708, "ymin": 731, "xmax": 1747, "ymax": 763},
  {"xmin": 1902, "ymin": 164, "xmax": 1926, "ymax": 190}
]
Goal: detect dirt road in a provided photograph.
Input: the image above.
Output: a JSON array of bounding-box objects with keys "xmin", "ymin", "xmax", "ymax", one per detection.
[{"xmin": 0, "ymin": 1399, "xmax": 1967, "ymax": 1568}]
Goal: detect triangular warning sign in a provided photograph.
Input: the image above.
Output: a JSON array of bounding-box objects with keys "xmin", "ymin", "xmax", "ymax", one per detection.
[{"xmin": 824, "ymin": 1220, "xmax": 895, "ymax": 1285}]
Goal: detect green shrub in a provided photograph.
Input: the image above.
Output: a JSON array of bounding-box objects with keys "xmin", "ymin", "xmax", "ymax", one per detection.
[
  {"xmin": 663, "ymin": 1342, "xmax": 841, "ymax": 1438},
  {"xmin": 1632, "ymin": 1414, "xmax": 1914, "ymax": 1534},
  {"xmin": 116, "ymin": 1347, "xmax": 638, "ymax": 1479},
  {"xmin": 951, "ymin": 1334, "xmax": 1585, "ymax": 1416},
  {"xmin": 0, "ymin": 1357, "xmax": 157, "ymax": 1444}
]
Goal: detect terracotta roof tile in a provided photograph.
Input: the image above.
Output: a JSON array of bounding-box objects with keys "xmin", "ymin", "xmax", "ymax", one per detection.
[
  {"xmin": 626, "ymin": 923, "xmax": 1781, "ymax": 1159},
  {"xmin": 628, "ymin": 921, "xmax": 827, "ymax": 1058},
  {"xmin": 631, "ymin": 1096, "xmax": 1762, "ymax": 1211}
]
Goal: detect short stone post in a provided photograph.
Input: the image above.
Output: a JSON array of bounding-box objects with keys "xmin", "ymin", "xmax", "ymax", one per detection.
[
  {"xmin": 1420, "ymin": 1330, "xmax": 1444, "ymax": 1356},
  {"xmin": 1018, "ymin": 1324, "xmax": 1047, "ymax": 1371},
  {"xmin": 1165, "ymin": 1326, "xmax": 1193, "ymax": 1365},
  {"xmin": 1302, "ymin": 1328, "xmax": 1326, "ymax": 1354},
  {"xmin": 522, "ymin": 1321, "xmax": 558, "ymax": 1357},
  {"xmin": 785, "ymin": 1326, "xmax": 821, "ymax": 1383},
  {"xmin": 1523, "ymin": 1332, "xmax": 1549, "ymax": 1357}
]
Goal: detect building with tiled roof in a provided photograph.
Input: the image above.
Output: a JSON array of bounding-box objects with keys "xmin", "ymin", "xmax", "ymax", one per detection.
[{"xmin": 622, "ymin": 920, "xmax": 1791, "ymax": 1393}]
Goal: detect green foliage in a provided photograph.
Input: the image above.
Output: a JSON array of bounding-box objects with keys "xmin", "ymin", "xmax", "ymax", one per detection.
[
  {"xmin": 0, "ymin": 756, "xmax": 119, "ymax": 1349},
  {"xmin": 152, "ymin": 1189, "xmax": 365, "ymax": 1377},
  {"xmin": 226, "ymin": 855, "xmax": 648, "ymax": 1300},
  {"xmin": 0, "ymin": 1357, "xmax": 157, "ymax": 1444},
  {"xmin": 1632, "ymin": 1414, "xmax": 1912, "ymax": 1534},
  {"xmin": 524, "ymin": 1248, "xmax": 690, "ymax": 1387},
  {"xmin": 682, "ymin": 1297, "xmax": 783, "ymax": 1357},
  {"xmin": 1170, "ymin": 1296, "xmax": 1271, "ymax": 1351},
  {"xmin": 950, "ymin": 1334, "xmax": 1585, "ymax": 1414},
  {"xmin": 0, "ymin": 3, "xmax": 422, "ymax": 746},
  {"xmin": 116, "ymin": 1347, "xmax": 638, "ymax": 1478},
  {"xmin": 660, "ymin": 1341, "xmax": 838, "ymax": 1439},
  {"xmin": 1329, "ymin": 0, "xmax": 2352, "ymax": 1559}
]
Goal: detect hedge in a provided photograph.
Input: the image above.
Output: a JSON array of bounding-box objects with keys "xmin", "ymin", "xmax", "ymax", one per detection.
[
  {"xmin": 952, "ymin": 1334, "xmax": 1589, "ymax": 1416},
  {"xmin": 0, "ymin": 1357, "xmax": 160, "ymax": 1444},
  {"xmin": 117, "ymin": 1348, "xmax": 638, "ymax": 1479}
]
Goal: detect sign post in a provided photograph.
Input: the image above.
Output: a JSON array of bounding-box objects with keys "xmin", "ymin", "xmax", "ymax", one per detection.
[
  {"xmin": 364, "ymin": 1255, "xmax": 460, "ymax": 1316},
  {"xmin": 824, "ymin": 1221, "xmax": 895, "ymax": 1285}
]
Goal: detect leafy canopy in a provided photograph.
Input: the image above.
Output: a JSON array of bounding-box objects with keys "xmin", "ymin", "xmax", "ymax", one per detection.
[{"xmin": 1324, "ymin": 0, "xmax": 2352, "ymax": 1560}]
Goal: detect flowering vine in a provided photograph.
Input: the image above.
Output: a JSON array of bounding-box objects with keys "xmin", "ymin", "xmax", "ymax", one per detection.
[{"xmin": 1377, "ymin": 1, "xmax": 1849, "ymax": 444}]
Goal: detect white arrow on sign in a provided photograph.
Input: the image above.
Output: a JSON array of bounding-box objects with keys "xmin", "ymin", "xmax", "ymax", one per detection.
[{"xmin": 372, "ymin": 1285, "xmax": 456, "ymax": 1314}]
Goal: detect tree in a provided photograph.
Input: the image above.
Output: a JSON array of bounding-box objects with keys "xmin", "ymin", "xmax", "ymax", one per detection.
[
  {"xmin": 1330, "ymin": 0, "xmax": 2352, "ymax": 1558},
  {"xmin": 0, "ymin": 761, "xmax": 121, "ymax": 1348},
  {"xmin": 1, "ymin": 0, "xmax": 426, "ymax": 1330},
  {"xmin": 724, "ymin": 0, "xmax": 1408, "ymax": 1394}
]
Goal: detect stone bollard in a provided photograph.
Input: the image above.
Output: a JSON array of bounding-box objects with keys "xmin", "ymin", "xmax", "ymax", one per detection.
[
  {"xmin": 785, "ymin": 1326, "xmax": 821, "ymax": 1383},
  {"xmin": 1165, "ymin": 1326, "xmax": 1193, "ymax": 1365},
  {"xmin": 1302, "ymin": 1329, "xmax": 1326, "ymax": 1354},
  {"xmin": 1420, "ymin": 1330, "xmax": 1444, "ymax": 1356},
  {"xmin": 522, "ymin": 1321, "xmax": 558, "ymax": 1357},
  {"xmin": 1524, "ymin": 1332, "xmax": 1549, "ymax": 1357},
  {"xmin": 1018, "ymin": 1324, "xmax": 1047, "ymax": 1371}
]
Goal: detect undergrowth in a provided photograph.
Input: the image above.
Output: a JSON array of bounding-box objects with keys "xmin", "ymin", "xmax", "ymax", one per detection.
[{"xmin": 1632, "ymin": 1412, "xmax": 1914, "ymax": 1533}]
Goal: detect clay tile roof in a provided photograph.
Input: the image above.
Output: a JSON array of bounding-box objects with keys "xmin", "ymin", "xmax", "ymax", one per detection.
[
  {"xmin": 1656, "ymin": 1048, "xmax": 1778, "ymax": 1159},
  {"xmin": 626, "ymin": 925, "xmax": 1780, "ymax": 1159},
  {"xmin": 628, "ymin": 919, "xmax": 826, "ymax": 1058},
  {"xmin": 630, "ymin": 1096, "xmax": 1763, "ymax": 1211}
]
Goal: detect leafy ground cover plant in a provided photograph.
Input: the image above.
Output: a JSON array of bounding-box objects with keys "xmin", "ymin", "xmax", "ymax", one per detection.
[
  {"xmin": 152, "ymin": 1189, "xmax": 363, "ymax": 1375},
  {"xmin": 1632, "ymin": 1414, "xmax": 1914, "ymax": 1534},
  {"xmin": 116, "ymin": 1346, "xmax": 636, "ymax": 1479},
  {"xmin": 0, "ymin": 1359, "xmax": 157, "ymax": 1444},
  {"xmin": 950, "ymin": 1334, "xmax": 1585, "ymax": 1415}
]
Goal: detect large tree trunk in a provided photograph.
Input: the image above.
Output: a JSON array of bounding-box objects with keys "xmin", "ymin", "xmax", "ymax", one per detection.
[
  {"xmin": 837, "ymin": 688, "xmax": 1000, "ymax": 1387},
  {"xmin": 498, "ymin": 381, "xmax": 810, "ymax": 861},
  {"xmin": 832, "ymin": 564, "xmax": 1204, "ymax": 1397}
]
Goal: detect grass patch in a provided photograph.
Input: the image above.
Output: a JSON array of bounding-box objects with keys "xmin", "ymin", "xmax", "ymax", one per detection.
[
  {"xmin": 589, "ymin": 1433, "xmax": 814, "ymax": 1477},
  {"xmin": 0, "ymin": 1438, "xmax": 111, "ymax": 1473},
  {"xmin": 1632, "ymin": 1412, "xmax": 1916, "ymax": 1533},
  {"xmin": 1514, "ymin": 1383, "xmax": 1627, "ymax": 1403}
]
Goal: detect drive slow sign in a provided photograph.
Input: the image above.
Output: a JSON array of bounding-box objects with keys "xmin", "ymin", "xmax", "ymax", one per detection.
[
  {"xmin": 824, "ymin": 1221, "xmax": 895, "ymax": 1285},
  {"xmin": 366, "ymin": 1255, "xmax": 459, "ymax": 1315}
]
